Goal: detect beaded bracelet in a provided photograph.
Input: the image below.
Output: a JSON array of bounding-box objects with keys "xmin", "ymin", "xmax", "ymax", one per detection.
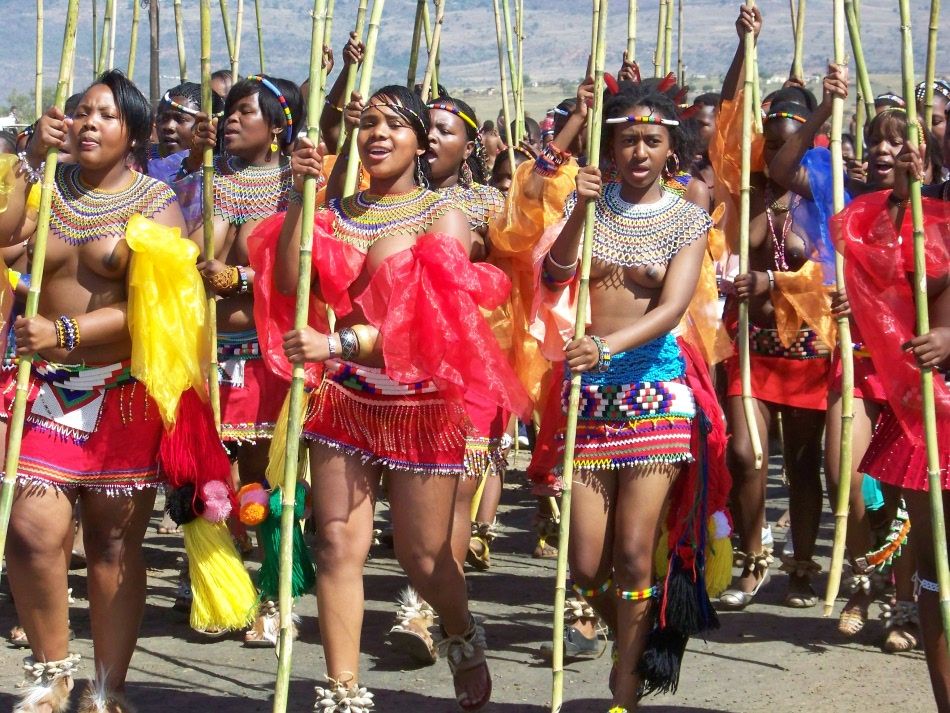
[
  {"xmin": 57, "ymin": 315, "xmax": 80, "ymax": 352},
  {"xmin": 590, "ymin": 334, "xmax": 611, "ymax": 373},
  {"xmin": 236, "ymin": 265, "xmax": 250, "ymax": 295},
  {"xmin": 54, "ymin": 317, "xmax": 66, "ymax": 349},
  {"xmin": 338, "ymin": 327, "xmax": 359, "ymax": 361},
  {"xmin": 210, "ymin": 266, "xmax": 239, "ymax": 292},
  {"xmin": 17, "ymin": 152, "xmax": 45, "ymax": 185}
]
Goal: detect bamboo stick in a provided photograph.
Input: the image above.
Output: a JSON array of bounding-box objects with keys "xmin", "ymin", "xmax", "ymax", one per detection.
[
  {"xmin": 898, "ymin": 0, "xmax": 950, "ymax": 650},
  {"xmin": 233, "ymin": 0, "xmax": 244, "ymax": 82},
  {"xmin": 92, "ymin": 0, "xmax": 99, "ymax": 80},
  {"xmin": 752, "ymin": 43, "xmax": 763, "ymax": 134},
  {"xmin": 107, "ymin": 0, "xmax": 117, "ymax": 71},
  {"xmin": 341, "ymin": 0, "xmax": 369, "ymax": 143},
  {"xmin": 149, "ymin": 0, "xmax": 160, "ymax": 109},
  {"xmin": 551, "ymin": 3, "xmax": 607, "ymax": 710},
  {"xmin": 254, "ymin": 0, "xmax": 265, "ymax": 72},
  {"xmin": 516, "ymin": 0, "xmax": 525, "ymax": 138},
  {"xmin": 654, "ymin": 0, "xmax": 667, "ymax": 78},
  {"xmin": 627, "ymin": 0, "xmax": 637, "ymax": 62},
  {"xmin": 219, "ymin": 0, "xmax": 237, "ymax": 80},
  {"xmin": 791, "ymin": 0, "xmax": 805, "ymax": 82},
  {"xmin": 128, "ymin": 0, "xmax": 140, "ymax": 80},
  {"xmin": 501, "ymin": 0, "xmax": 522, "ymax": 144},
  {"xmin": 175, "ymin": 0, "xmax": 188, "ymax": 82},
  {"xmin": 97, "ymin": 0, "xmax": 114, "ymax": 74},
  {"xmin": 200, "ymin": 0, "xmax": 221, "ymax": 432},
  {"xmin": 0, "ymin": 0, "xmax": 80, "ymax": 581},
  {"xmin": 491, "ymin": 0, "xmax": 517, "ymax": 178},
  {"xmin": 739, "ymin": 0, "xmax": 764, "ymax": 471},
  {"xmin": 420, "ymin": 0, "xmax": 445, "ymax": 103},
  {"xmin": 823, "ymin": 0, "xmax": 856, "ymax": 618},
  {"xmin": 342, "ymin": 0, "xmax": 386, "ymax": 198},
  {"xmin": 676, "ymin": 0, "xmax": 684, "ymax": 87},
  {"xmin": 789, "ymin": 0, "xmax": 797, "ymax": 31},
  {"xmin": 922, "ymin": 0, "xmax": 941, "ymax": 131},
  {"xmin": 406, "ymin": 0, "xmax": 425, "ymax": 88},
  {"xmin": 664, "ymin": 0, "xmax": 673, "ymax": 76},
  {"xmin": 35, "ymin": 0, "xmax": 43, "ymax": 121},
  {"xmin": 844, "ymin": 0, "xmax": 874, "ymax": 121},
  {"xmin": 421, "ymin": 1, "xmax": 438, "ymax": 97},
  {"xmin": 273, "ymin": 2, "xmax": 328, "ymax": 707}
]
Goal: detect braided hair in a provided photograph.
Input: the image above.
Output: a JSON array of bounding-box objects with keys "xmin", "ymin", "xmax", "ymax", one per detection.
[{"xmin": 368, "ymin": 84, "xmax": 433, "ymax": 186}]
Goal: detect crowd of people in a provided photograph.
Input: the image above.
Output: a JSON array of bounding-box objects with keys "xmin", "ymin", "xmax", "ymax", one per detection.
[{"xmin": 0, "ymin": 3, "xmax": 947, "ymax": 712}]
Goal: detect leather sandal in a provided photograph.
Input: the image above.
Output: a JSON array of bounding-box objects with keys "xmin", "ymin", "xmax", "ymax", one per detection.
[
  {"xmin": 437, "ymin": 616, "xmax": 492, "ymax": 712},
  {"xmin": 780, "ymin": 556, "xmax": 821, "ymax": 608},
  {"xmin": 77, "ymin": 681, "xmax": 137, "ymax": 712},
  {"xmin": 314, "ymin": 672, "xmax": 374, "ymax": 712},
  {"xmin": 388, "ymin": 587, "xmax": 437, "ymax": 665},
  {"xmin": 14, "ymin": 653, "xmax": 81, "ymax": 713},
  {"xmin": 466, "ymin": 521, "xmax": 496, "ymax": 572},
  {"xmin": 719, "ymin": 551, "xmax": 771, "ymax": 610},
  {"xmin": 532, "ymin": 514, "xmax": 559, "ymax": 559},
  {"xmin": 838, "ymin": 564, "xmax": 880, "ymax": 637},
  {"xmin": 244, "ymin": 600, "xmax": 296, "ymax": 647}
]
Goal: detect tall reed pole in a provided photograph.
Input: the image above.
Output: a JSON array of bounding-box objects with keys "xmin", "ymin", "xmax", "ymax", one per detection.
[
  {"xmin": 97, "ymin": 0, "xmax": 114, "ymax": 74},
  {"xmin": 501, "ymin": 0, "xmax": 522, "ymax": 144},
  {"xmin": 420, "ymin": 0, "xmax": 446, "ymax": 102},
  {"xmin": 128, "ymin": 0, "xmax": 140, "ymax": 80},
  {"xmin": 791, "ymin": 0, "xmax": 806, "ymax": 82},
  {"xmin": 406, "ymin": 0, "xmax": 425, "ymax": 88},
  {"xmin": 219, "ymin": 0, "xmax": 238, "ymax": 81},
  {"xmin": 107, "ymin": 0, "xmax": 118, "ymax": 70},
  {"xmin": 491, "ymin": 0, "xmax": 517, "ymax": 176},
  {"xmin": 273, "ymin": 2, "xmax": 328, "ymax": 708},
  {"xmin": 516, "ymin": 0, "xmax": 525, "ymax": 135},
  {"xmin": 200, "ymin": 0, "xmax": 221, "ymax": 431},
  {"xmin": 627, "ymin": 0, "xmax": 637, "ymax": 61},
  {"xmin": 739, "ymin": 0, "xmax": 764, "ymax": 470},
  {"xmin": 899, "ymin": 0, "xmax": 950, "ymax": 649},
  {"xmin": 664, "ymin": 0, "xmax": 673, "ymax": 76},
  {"xmin": 551, "ymin": 3, "xmax": 607, "ymax": 710},
  {"xmin": 342, "ymin": 0, "xmax": 369, "ymax": 142},
  {"xmin": 844, "ymin": 0, "xmax": 874, "ymax": 121},
  {"xmin": 92, "ymin": 0, "xmax": 99, "ymax": 80},
  {"xmin": 823, "ymin": 0, "xmax": 856, "ymax": 617},
  {"xmin": 149, "ymin": 0, "xmax": 160, "ymax": 108},
  {"xmin": 677, "ymin": 0, "xmax": 685, "ymax": 87},
  {"xmin": 420, "ymin": 1, "xmax": 438, "ymax": 97},
  {"xmin": 35, "ymin": 0, "xmax": 43, "ymax": 120},
  {"xmin": 922, "ymin": 0, "xmax": 941, "ymax": 131},
  {"xmin": 175, "ymin": 0, "xmax": 188, "ymax": 82},
  {"xmin": 0, "ymin": 0, "xmax": 81, "ymax": 578},
  {"xmin": 654, "ymin": 0, "xmax": 667, "ymax": 78},
  {"xmin": 233, "ymin": 0, "xmax": 245, "ymax": 82},
  {"xmin": 254, "ymin": 0, "xmax": 265, "ymax": 72},
  {"xmin": 343, "ymin": 0, "xmax": 386, "ymax": 197}
]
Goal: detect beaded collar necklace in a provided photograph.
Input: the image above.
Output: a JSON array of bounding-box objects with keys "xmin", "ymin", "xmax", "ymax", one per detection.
[
  {"xmin": 50, "ymin": 165, "xmax": 176, "ymax": 246},
  {"xmin": 329, "ymin": 187, "xmax": 452, "ymax": 252},
  {"xmin": 213, "ymin": 154, "xmax": 293, "ymax": 225},
  {"xmin": 437, "ymin": 183, "xmax": 505, "ymax": 232},
  {"xmin": 566, "ymin": 183, "xmax": 711, "ymax": 267}
]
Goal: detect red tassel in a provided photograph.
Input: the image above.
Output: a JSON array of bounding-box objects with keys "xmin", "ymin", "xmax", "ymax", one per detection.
[
  {"xmin": 673, "ymin": 86, "xmax": 689, "ymax": 105},
  {"xmin": 657, "ymin": 73, "xmax": 677, "ymax": 94},
  {"xmin": 604, "ymin": 72, "xmax": 620, "ymax": 96},
  {"xmin": 159, "ymin": 388, "xmax": 232, "ymax": 493},
  {"xmin": 678, "ymin": 104, "xmax": 700, "ymax": 121}
]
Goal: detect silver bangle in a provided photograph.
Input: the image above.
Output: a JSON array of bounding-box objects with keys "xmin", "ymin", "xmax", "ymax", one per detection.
[
  {"xmin": 546, "ymin": 251, "xmax": 579, "ymax": 272},
  {"xmin": 327, "ymin": 333, "xmax": 337, "ymax": 358},
  {"xmin": 339, "ymin": 327, "xmax": 359, "ymax": 361},
  {"xmin": 766, "ymin": 269, "xmax": 775, "ymax": 291}
]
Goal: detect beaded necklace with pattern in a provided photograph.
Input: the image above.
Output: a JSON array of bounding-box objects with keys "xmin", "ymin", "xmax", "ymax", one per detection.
[
  {"xmin": 328, "ymin": 187, "xmax": 452, "ymax": 252},
  {"xmin": 437, "ymin": 182, "xmax": 505, "ymax": 232},
  {"xmin": 212, "ymin": 154, "xmax": 292, "ymax": 225},
  {"xmin": 50, "ymin": 165, "xmax": 177, "ymax": 246},
  {"xmin": 566, "ymin": 183, "xmax": 711, "ymax": 267}
]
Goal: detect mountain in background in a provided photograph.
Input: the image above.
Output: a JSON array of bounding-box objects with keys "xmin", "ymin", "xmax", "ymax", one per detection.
[{"xmin": 0, "ymin": 0, "xmax": 945, "ymax": 118}]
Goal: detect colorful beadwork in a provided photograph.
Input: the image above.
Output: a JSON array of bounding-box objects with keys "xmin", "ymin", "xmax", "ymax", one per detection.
[
  {"xmin": 662, "ymin": 171, "xmax": 692, "ymax": 197},
  {"xmin": 605, "ymin": 114, "xmax": 680, "ymax": 126},
  {"xmin": 50, "ymin": 165, "xmax": 177, "ymax": 246},
  {"xmin": 217, "ymin": 330, "xmax": 262, "ymax": 360},
  {"xmin": 437, "ymin": 183, "xmax": 505, "ymax": 232},
  {"xmin": 427, "ymin": 102, "xmax": 478, "ymax": 130},
  {"xmin": 749, "ymin": 325, "xmax": 831, "ymax": 360},
  {"xmin": 246, "ymin": 75, "xmax": 294, "ymax": 144},
  {"xmin": 567, "ymin": 379, "xmax": 695, "ymax": 422},
  {"xmin": 325, "ymin": 358, "xmax": 437, "ymax": 396},
  {"xmin": 213, "ymin": 154, "xmax": 293, "ymax": 225},
  {"xmin": 565, "ymin": 184, "xmax": 711, "ymax": 268},
  {"xmin": 571, "ymin": 579, "xmax": 613, "ymax": 598},
  {"xmin": 616, "ymin": 585, "xmax": 659, "ymax": 601},
  {"xmin": 328, "ymin": 188, "xmax": 452, "ymax": 252},
  {"xmin": 765, "ymin": 111, "xmax": 808, "ymax": 124},
  {"xmin": 160, "ymin": 91, "xmax": 200, "ymax": 116}
]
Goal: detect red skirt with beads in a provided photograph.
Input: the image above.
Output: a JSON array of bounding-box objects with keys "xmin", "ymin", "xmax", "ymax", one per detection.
[
  {"xmin": 217, "ymin": 330, "xmax": 288, "ymax": 443},
  {"xmin": 860, "ymin": 401, "xmax": 950, "ymax": 492}
]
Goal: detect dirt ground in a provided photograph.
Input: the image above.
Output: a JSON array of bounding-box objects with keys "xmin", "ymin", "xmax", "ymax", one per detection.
[{"xmin": 0, "ymin": 453, "xmax": 936, "ymax": 712}]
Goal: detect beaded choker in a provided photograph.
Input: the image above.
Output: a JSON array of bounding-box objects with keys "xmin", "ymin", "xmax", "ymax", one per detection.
[
  {"xmin": 437, "ymin": 183, "xmax": 505, "ymax": 232},
  {"xmin": 213, "ymin": 154, "xmax": 293, "ymax": 225},
  {"xmin": 50, "ymin": 165, "xmax": 177, "ymax": 246},
  {"xmin": 565, "ymin": 183, "xmax": 711, "ymax": 268},
  {"xmin": 329, "ymin": 188, "xmax": 452, "ymax": 252}
]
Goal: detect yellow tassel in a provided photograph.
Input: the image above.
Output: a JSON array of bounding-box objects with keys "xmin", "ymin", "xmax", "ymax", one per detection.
[
  {"xmin": 264, "ymin": 390, "xmax": 308, "ymax": 489},
  {"xmin": 184, "ymin": 517, "xmax": 258, "ymax": 631},
  {"xmin": 652, "ymin": 520, "xmax": 733, "ymax": 598}
]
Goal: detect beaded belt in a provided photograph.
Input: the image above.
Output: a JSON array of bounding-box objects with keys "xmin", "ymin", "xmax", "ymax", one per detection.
[
  {"xmin": 34, "ymin": 359, "xmax": 133, "ymax": 391},
  {"xmin": 749, "ymin": 326, "xmax": 830, "ymax": 360},
  {"xmin": 564, "ymin": 379, "xmax": 696, "ymax": 421},
  {"xmin": 852, "ymin": 341, "xmax": 871, "ymax": 358},
  {"xmin": 217, "ymin": 329, "xmax": 261, "ymax": 359},
  {"xmin": 324, "ymin": 359, "xmax": 438, "ymax": 396}
]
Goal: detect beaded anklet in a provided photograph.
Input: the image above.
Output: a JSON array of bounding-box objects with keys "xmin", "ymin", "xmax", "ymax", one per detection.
[
  {"xmin": 571, "ymin": 579, "xmax": 612, "ymax": 599},
  {"xmin": 616, "ymin": 584, "xmax": 658, "ymax": 601}
]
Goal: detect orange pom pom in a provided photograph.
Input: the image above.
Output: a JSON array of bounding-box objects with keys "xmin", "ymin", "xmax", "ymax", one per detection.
[{"xmin": 240, "ymin": 502, "xmax": 268, "ymax": 526}]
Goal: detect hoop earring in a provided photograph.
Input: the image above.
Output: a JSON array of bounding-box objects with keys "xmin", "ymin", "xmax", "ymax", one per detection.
[
  {"xmin": 664, "ymin": 154, "xmax": 680, "ymax": 179},
  {"xmin": 460, "ymin": 161, "xmax": 473, "ymax": 187}
]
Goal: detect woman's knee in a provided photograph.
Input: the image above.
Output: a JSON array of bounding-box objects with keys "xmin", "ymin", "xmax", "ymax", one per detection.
[
  {"xmin": 612, "ymin": 538, "xmax": 655, "ymax": 587},
  {"xmin": 8, "ymin": 505, "xmax": 70, "ymax": 562},
  {"xmin": 315, "ymin": 520, "xmax": 370, "ymax": 572}
]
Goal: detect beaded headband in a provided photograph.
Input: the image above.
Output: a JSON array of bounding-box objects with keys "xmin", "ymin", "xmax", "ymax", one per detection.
[
  {"xmin": 875, "ymin": 92, "xmax": 906, "ymax": 108},
  {"xmin": 605, "ymin": 114, "xmax": 680, "ymax": 127},
  {"xmin": 915, "ymin": 79, "xmax": 950, "ymax": 103},
  {"xmin": 161, "ymin": 91, "xmax": 201, "ymax": 116},
  {"xmin": 246, "ymin": 75, "xmax": 294, "ymax": 145},
  {"xmin": 553, "ymin": 106, "xmax": 571, "ymax": 116},
  {"xmin": 765, "ymin": 111, "xmax": 808, "ymax": 124},
  {"xmin": 364, "ymin": 101, "xmax": 427, "ymax": 137},
  {"xmin": 427, "ymin": 101, "xmax": 478, "ymax": 131}
]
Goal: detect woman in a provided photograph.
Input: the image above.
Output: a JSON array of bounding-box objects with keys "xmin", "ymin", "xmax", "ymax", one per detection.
[
  {"xmin": 148, "ymin": 82, "xmax": 223, "ymax": 185},
  {"xmin": 533, "ymin": 80, "xmax": 715, "ymax": 711},
  {"xmin": 259, "ymin": 84, "xmax": 528, "ymax": 711},
  {"xmin": 712, "ymin": 5, "xmax": 832, "ymax": 611},
  {"xmin": 174, "ymin": 74, "xmax": 304, "ymax": 644},
  {"xmin": 0, "ymin": 70, "xmax": 188, "ymax": 711}
]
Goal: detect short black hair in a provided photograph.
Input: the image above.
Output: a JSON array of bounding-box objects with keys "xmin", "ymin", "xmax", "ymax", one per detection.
[
  {"xmin": 772, "ymin": 86, "xmax": 818, "ymax": 112},
  {"xmin": 225, "ymin": 75, "xmax": 306, "ymax": 148},
  {"xmin": 765, "ymin": 100, "xmax": 812, "ymax": 126},
  {"xmin": 85, "ymin": 69, "xmax": 152, "ymax": 169},
  {"xmin": 211, "ymin": 69, "xmax": 232, "ymax": 82},
  {"xmin": 693, "ymin": 92, "xmax": 720, "ymax": 108},
  {"xmin": 510, "ymin": 116, "xmax": 541, "ymax": 144},
  {"xmin": 64, "ymin": 93, "xmax": 82, "ymax": 117},
  {"xmin": 0, "ymin": 129, "xmax": 17, "ymax": 154},
  {"xmin": 603, "ymin": 80, "xmax": 686, "ymax": 161},
  {"xmin": 161, "ymin": 81, "xmax": 224, "ymax": 115}
]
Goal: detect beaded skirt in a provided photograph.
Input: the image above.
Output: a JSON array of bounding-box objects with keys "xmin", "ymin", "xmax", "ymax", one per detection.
[
  {"xmin": 0, "ymin": 361, "xmax": 163, "ymax": 493},
  {"xmin": 554, "ymin": 333, "xmax": 695, "ymax": 472},
  {"xmin": 302, "ymin": 358, "xmax": 475, "ymax": 476},
  {"xmin": 218, "ymin": 329, "xmax": 288, "ymax": 443}
]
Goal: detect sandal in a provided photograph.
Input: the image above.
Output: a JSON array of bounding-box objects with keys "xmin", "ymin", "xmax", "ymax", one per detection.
[
  {"xmin": 9, "ymin": 626, "xmax": 76, "ymax": 649},
  {"xmin": 437, "ymin": 615, "xmax": 492, "ymax": 712},
  {"xmin": 780, "ymin": 556, "xmax": 821, "ymax": 608},
  {"xmin": 15, "ymin": 652, "xmax": 81, "ymax": 713},
  {"xmin": 314, "ymin": 673, "xmax": 374, "ymax": 712},
  {"xmin": 538, "ymin": 599, "xmax": 607, "ymax": 661},
  {"xmin": 245, "ymin": 600, "xmax": 296, "ymax": 647},
  {"xmin": 467, "ymin": 522, "xmax": 496, "ymax": 572},
  {"xmin": 77, "ymin": 681, "xmax": 137, "ymax": 712},
  {"xmin": 719, "ymin": 551, "xmax": 771, "ymax": 610},
  {"xmin": 388, "ymin": 587, "xmax": 438, "ymax": 665},
  {"xmin": 881, "ymin": 600, "xmax": 920, "ymax": 653},
  {"xmin": 837, "ymin": 564, "xmax": 880, "ymax": 637},
  {"xmin": 156, "ymin": 511, "xmax": 181, "ymax": 535},
  {"xmin": 532, "ymin": 514, "xmax": 559, "ymax": 559}
]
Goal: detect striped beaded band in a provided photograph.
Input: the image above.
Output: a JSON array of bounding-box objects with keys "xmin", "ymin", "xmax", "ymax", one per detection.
[
  {"xmin": 427, "ymin": 101, "xmax": 478, "ymax": 131},
  {"xmin": 160, "ymin": 91, "xmax": 200, "ymax": 117},
  {"xmin": 605, "ymin": 114, "xmax": 680, "ymax": 127},
  {"xmin": 571, "ymin": 579, "xmax": 612, "ymax": 598},
  {"xmin": 616, "ymin": 585, "xmax": 659, "ymax": 601},
  {"xmin": 765, "ymin": 111, "xmax": 808, "ymax": 124},
  {"xmin": 246, "ymin": 75, "xmax": 294, "ymax": 145}
]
